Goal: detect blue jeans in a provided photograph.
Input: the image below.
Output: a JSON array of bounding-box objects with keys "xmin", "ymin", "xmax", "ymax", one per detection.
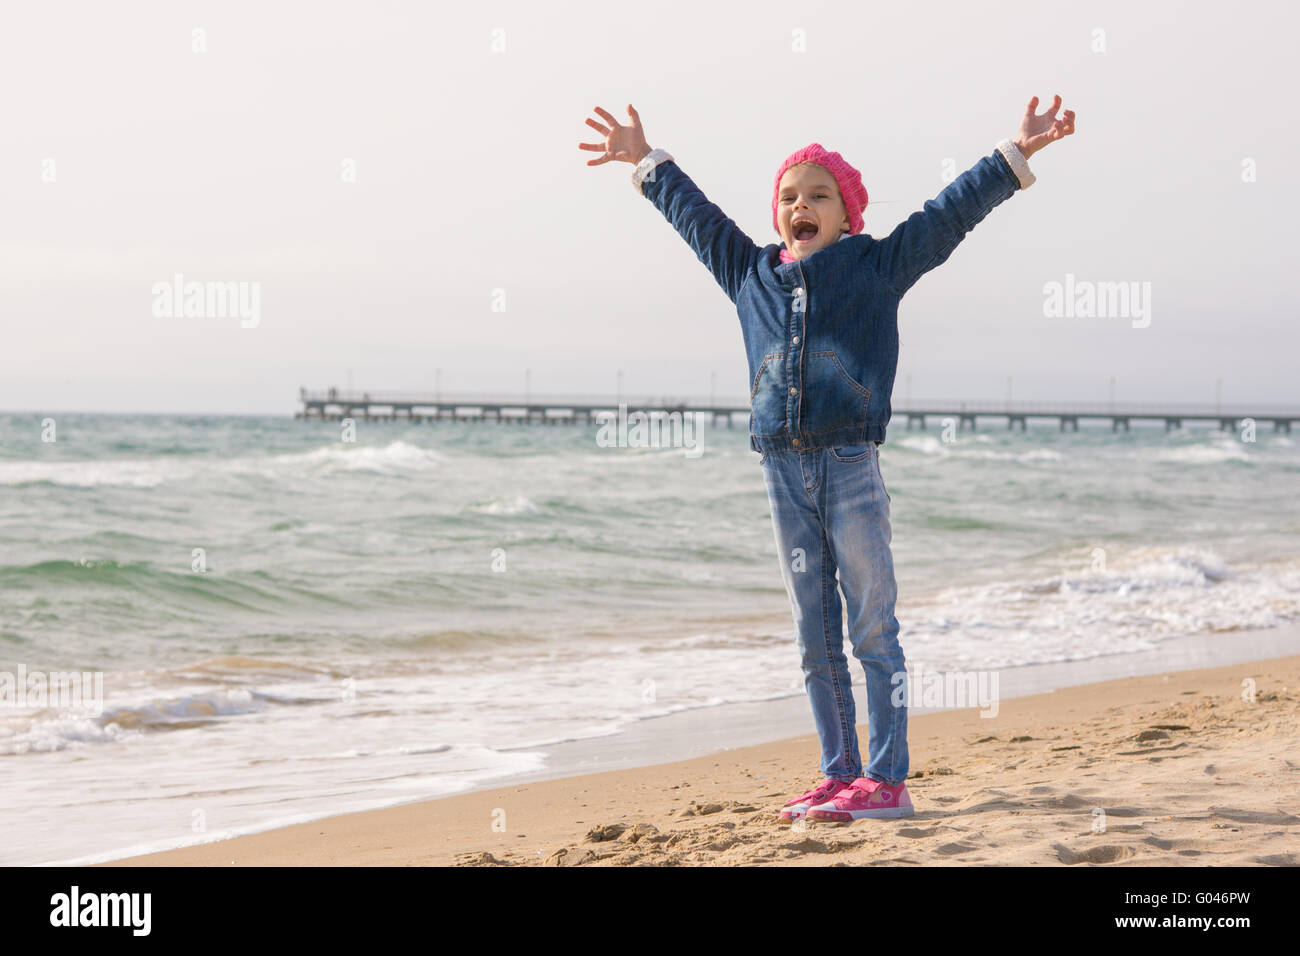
[{"xmin": 760, "ymin": 441, "xmax": 908, "ymax": 787}]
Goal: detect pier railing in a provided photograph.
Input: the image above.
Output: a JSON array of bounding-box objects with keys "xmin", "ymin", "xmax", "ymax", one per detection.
[{"xmin": 295, "ymin": 389, "xmax": 1299, "ymax": 432}]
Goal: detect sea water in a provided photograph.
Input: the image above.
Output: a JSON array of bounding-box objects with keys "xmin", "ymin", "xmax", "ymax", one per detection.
[{"xmin": 1, "ymin": 412, "xmax": 1297, "ymax": 863}]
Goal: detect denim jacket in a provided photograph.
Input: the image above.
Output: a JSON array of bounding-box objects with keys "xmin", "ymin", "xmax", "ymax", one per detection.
[{"xmin": 631, "ymin": 140, "xmax": 1035, "ymax": 453}]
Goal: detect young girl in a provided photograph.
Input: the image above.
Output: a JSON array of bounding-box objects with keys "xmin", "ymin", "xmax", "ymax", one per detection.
[{"xmin": 579, "ymin": 97, "xmax": 1076, "ymax": 823}]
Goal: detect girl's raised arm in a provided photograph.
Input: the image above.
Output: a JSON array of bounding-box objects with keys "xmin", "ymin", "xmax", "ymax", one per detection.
[
  {"xmin": 580, "ymin": 104, "xmax": 761, "ymax": 306},
  {"xmin": 868, "ymin": 95, "xmax": 1076, "ymax": 298}
]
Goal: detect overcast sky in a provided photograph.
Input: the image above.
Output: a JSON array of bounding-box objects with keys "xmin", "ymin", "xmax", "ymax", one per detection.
[{"xmin": 1, "ymin": 0, "xmax": 1295, "ymax": 414}]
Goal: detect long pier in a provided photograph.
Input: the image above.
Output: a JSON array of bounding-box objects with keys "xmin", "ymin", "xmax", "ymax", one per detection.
[
  {"xmin": 295, "ymin": 389, "xmax": 1298, "ymax": 433},
  {"xmin": 296, "ymin": 389, "xmax": 747, "ymax": 427}
]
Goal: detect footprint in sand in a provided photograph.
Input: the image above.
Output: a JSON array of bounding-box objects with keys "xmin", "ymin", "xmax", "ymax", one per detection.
[
  {"xmin": 935, "ymin": 842, "xmax": 979, "ymax": 856},
  {"xmin": 779, "ymin": 836, "xmax": 832, "ymax": 854},
  {"xmin": 897, "ymin": 827, "xmax": 944, "ymax": 839},
  {"xmin": 1134, "ymin": 729, "xmax": 1170, "ymax": 743},
  {"xmin": 1142, "ymin": 836, "xmax": 1203, "ymax": 856},
  {"xmin": 1053, "ymin": 843, "xmax": 1138, "ymax": 865},
  {"xmin": 1116, "ymin": 741, "xmax": 1188, "ymax": 756}
]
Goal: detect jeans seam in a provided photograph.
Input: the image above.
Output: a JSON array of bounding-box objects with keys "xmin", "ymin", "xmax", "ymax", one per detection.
[
  {"xmin": 858, "ymin": 459, "xmax": 902, "ymax": 786},
  {"xmin": 820, "ymin": 531, "xmax": 856, "ymax": 778},
  {"xmin": 883, "ymin": 476, "xmax": 904, "ymax": 785}
]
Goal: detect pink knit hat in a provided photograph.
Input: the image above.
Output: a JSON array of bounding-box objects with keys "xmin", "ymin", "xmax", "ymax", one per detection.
[{"xmin": 771, "ymin": 143, "xmax": 868, "ymax": 236}]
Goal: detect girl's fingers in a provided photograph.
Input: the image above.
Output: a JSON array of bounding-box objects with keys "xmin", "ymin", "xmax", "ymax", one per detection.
[
  {"xmin": 1026, "ymin": 95, "xmax": 1039, "ymax": 114},
  {"xmin": 585, "ymin": 117, "xmax": 610, "ymax": 135},
  {"xmin": 593, "ymin": 106, "xmax": 619, "ymax": 126},
  {"xmin": 587, "ymin": 154, "xmax": 612, "ymax": 166},
  {"xmin": 577, "ymin": 142, "xmax": 604, "ymax": 151},
  {"xmin": 627, "ymin": 104, "xmax": 641, "ymax": 126}
]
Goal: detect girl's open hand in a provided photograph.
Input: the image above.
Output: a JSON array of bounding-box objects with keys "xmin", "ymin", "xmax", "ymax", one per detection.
[
  {"xmin": 578, "ymin": 104, "xmax": 652, "ymax": 166},
  {"xmin": 1012, "ymin": 94, "xmax": 1076, "ymax": 159}
]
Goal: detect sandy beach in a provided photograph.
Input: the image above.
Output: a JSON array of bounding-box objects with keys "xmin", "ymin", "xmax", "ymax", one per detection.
[{"xmin": 103, "ymin": 652, "xmax": 1300, "ymax": 867}]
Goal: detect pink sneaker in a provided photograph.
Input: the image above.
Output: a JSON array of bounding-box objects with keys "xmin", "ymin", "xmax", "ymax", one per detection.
[
  {"xmin": 778, "ymin": 778, "xmax": 852, "ymax": 822},
  {"xmin": 806, "ymin": 776, "xmax": 914, "ymax": 821}
]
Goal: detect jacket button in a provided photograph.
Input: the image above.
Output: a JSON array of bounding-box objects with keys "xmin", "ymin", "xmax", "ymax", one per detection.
[
  {"xmin": 792, "ymin": 439, "xmax": 801, "ymax": 447},
  {"xmin": 789, "ymin": 387, "xmax": 798, "ymax": 396},
  {"xmin": 793, "ymin": 287, "xmax": 803, "ymax": 296},
  {"xmin": 792, "ymin": 335, "xmax": 800, "ymax": 344}
]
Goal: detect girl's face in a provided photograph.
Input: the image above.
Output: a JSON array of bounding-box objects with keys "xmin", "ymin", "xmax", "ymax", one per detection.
[{"xmin": 777, "ymin": 163, "xmax": 850, "ymax": 260}]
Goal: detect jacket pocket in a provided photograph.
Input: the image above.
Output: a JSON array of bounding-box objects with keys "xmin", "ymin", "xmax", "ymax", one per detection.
[
  {"xmin": 749, "ymin": 353, "xmax": 779, "ymax": 400},
  {"xmin": 802, "ymin": 351, "xmax": 871, "ymax": 434},
  {"xmin": 749, "ymin": 352, "xmax": 787, "ymax": 435}
]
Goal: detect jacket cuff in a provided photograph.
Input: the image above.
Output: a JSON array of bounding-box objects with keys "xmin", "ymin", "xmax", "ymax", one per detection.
[
  {"xmin": 995, "ymin": 139, "xmax": 1035, "ymax": 190},
  {"xmin": 631, "ymin": 148, "xmax": 675, "ymax": 195}
]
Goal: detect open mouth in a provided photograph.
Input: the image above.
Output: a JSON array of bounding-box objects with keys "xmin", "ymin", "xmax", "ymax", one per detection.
[{"xmin": 793, "ymin": 220, "xmax": 819, "ymax": 243}]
